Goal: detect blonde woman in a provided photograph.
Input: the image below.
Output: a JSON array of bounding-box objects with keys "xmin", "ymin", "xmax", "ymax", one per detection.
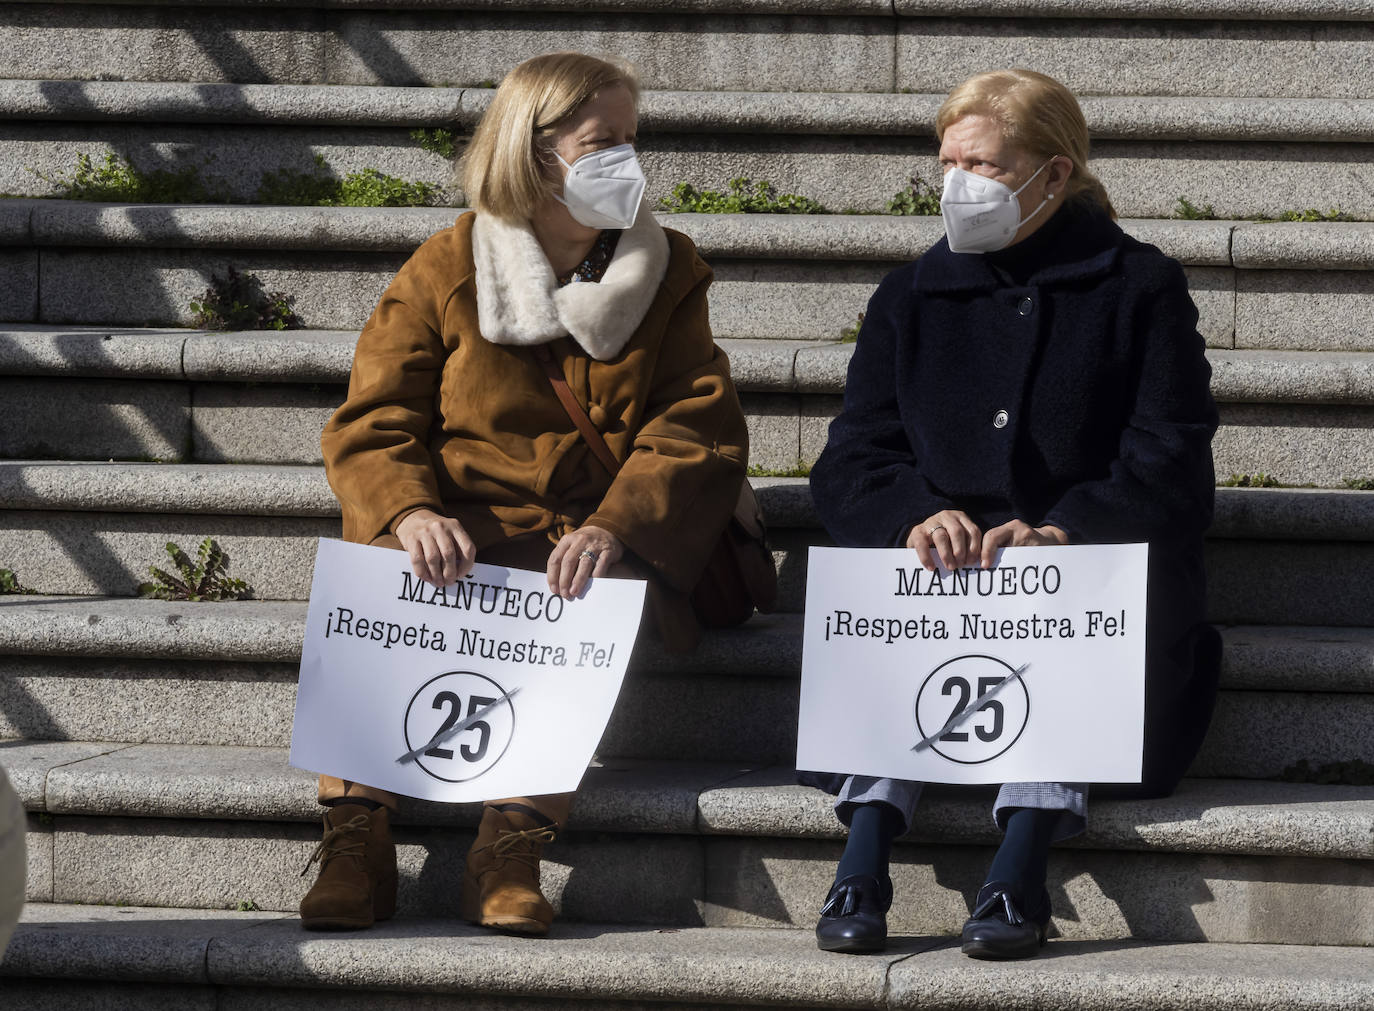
[
  {"xmin": 805, "ymin": 69, "xmax": 1219, "ymax": 959},
  {"xmin": 302, "ymin": 52, "xmax": 748, "ymax": 936}
]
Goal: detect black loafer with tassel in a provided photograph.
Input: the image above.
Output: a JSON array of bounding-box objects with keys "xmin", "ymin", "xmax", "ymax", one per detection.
[
  {"xmin": 815, "ymin": 873, "xmax": 893, "ymax": 954},
  {"xmin": 959, "ymin": 881, "xmax": 1050, "ymax": 960}
]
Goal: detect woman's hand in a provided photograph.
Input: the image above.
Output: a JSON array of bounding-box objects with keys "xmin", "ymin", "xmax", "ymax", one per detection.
[
  {"xmin": 394, "ymin": 508, "xmax": 477, "ymax": 586},
  {"xmin": 548, "ymin": 524, "xmax": 625, "ymax": 600},
  {"xmin": 979, "ymin": 520, "xmax": 1069, "ymax": 568},
  {"xmin": 906, "ymin": 510, "xmax": 983, "ymax": 571}
]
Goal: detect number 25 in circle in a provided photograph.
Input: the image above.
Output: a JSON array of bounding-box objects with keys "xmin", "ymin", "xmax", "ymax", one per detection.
[
  {"xmin": 914, "ymin": 654, "xmax": 1030, "ymax": 765},
  {"xmin": 404, "ymin": 670, "xmax": 515, "ymax": 783}
]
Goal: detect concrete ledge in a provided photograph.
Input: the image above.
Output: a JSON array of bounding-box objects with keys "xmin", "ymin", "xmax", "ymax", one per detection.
[
  {"xmin": 13, "ymin": 327, "xmax": 1374, "ymax": 409},
  {"xmin": 7, "ymin": 81, "xmax": 1374, "ymax": 142},
  {"xmin": 0, "ymin": 79, "xmax": 481, "ymax": 128},
  {"xmin": 5, "ymin": 464, "xmax": 1370, "ymax": 541},
  {"xmin": 13, "ymin": 0, "xmax": 1374, "ymax": 20},
  {"xmin": 17, "ymin": 0, "xmax": 895, "ymax": 12},
  {"xmin": 8, "ymin": 740, "xmax": 1369, "ymax": 860},
  {"xmin": 895, "ymin": 0, "xmax": 1374, "ymax": 18},
  {"xmin": 1209, "ymin": 349, "xmax": 1374, "ymax": 404},
  {"xmin": 698, "ymin": 768, "xmax": 1374, "ymax": 858},
  {"xmin": 0, "ymin": 462, "xmax": 338, "ymax": 516},
  {"xmin": 8, "ymin": 906, "xmax": 1372, "ymax": 1007},
  {"xmin": 6, "ymin": 909, "xmax": 911, "ymax": 1005},
  {"xmin": 0, "ymin": 325, "xmax": 357, "ymax": 382},
  {"xmin": 0, "ymin": 202, "xmax": 1238, "ymax": 266},
  {"xmin": 20, "ymin": 742, "xmax": 753, "ymax": 836},
  {"xmin": 0, "ymin": 595, "xmax": 308, "ymax": 663},
  {"xmin": 2, "ymin": 595, "xmax": 1371, "ymax": 694},
  {"xmin": 0, "ymin": 200, "xmax": 460, "ymax": 253},
  {"xmin": 1234, "ymin": 221, "xmax": 1374, "ymax": 270}
]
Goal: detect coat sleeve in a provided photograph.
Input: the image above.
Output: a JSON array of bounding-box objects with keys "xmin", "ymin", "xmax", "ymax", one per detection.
[
  {"xmin": 586, "ymin": 260, "xmax": 750, "ymax": 592},
  {"xmin": 320, "ymin": 244, "xmax": 452, "ymax": 545},
  {"xmin": 1040, "ymin": 257, "xmax": 1218, "ymax": 543},
  {"xmin": 809, "ymin": 269, "xmax": 956, "ymax": 547}
]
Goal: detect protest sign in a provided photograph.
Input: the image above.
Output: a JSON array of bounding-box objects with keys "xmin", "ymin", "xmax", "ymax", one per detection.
[
  {"xmin": 797, "ymin": 543, "xmax": 1148, "ymax": 784},
  {"xmin": 290, "ymin": 539, "xmax": 646, "ymax": 802}
]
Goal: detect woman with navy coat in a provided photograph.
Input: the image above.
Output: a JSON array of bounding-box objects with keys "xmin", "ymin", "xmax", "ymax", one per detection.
[{"xmin": 805, "ymin": 69, "xmax": 1221, "ymax": 960}]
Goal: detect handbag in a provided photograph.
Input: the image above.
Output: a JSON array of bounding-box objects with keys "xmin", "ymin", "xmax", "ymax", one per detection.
[{"xmin": 533, "ymin": 344, "xmax": 777, "ymax": 626}]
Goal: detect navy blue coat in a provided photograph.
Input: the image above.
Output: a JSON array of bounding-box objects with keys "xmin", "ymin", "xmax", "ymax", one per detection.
[{"xmin": 809, "ymin": 202, "xmax": 1221, "ymax": 795}]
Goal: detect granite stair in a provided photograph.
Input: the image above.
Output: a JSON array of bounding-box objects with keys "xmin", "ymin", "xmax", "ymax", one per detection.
[{"xmin": 2, "ymin": 0, "xmax": 1372, "ymax": 1006}]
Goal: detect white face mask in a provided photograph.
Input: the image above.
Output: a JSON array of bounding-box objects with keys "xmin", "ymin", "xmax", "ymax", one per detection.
[
  {"xmin": 940, "ymin": 160, "xmax": 1054, "ymax": 254},
  {"xmin": 553, "ymin": 144, "xmax": 646, "ymax": 230}
]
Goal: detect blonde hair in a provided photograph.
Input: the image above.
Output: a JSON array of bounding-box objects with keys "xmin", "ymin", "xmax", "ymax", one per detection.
[
  {"xmin": 935, "ymin": 69, "xmax": 1116, "ymax": 220},
  {"xmin": 460, "ymin": 52, "xmax": 640, "ymax": 221}
]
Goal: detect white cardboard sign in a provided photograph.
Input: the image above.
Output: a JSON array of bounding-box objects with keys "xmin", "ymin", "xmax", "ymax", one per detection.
[
  {"xmin": 290, "ymin": 539, "xmax": 646, "ymax": 802},
  {"xmin": 798, "ymin": 543, "xmax": 1148, "ymax": 784}
]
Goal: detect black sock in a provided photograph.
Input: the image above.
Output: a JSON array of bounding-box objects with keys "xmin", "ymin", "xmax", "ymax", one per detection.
[
  {"xmin": 984, "ymin": 806, "xmax": 1058, "ymax": 907},
  {"xmin": 325, "ymin": 797, "xmax": 384, "ymax": 812},
  {"xmin": 834, "ymin": 802, "xmax": 904, "ymax": 884}
]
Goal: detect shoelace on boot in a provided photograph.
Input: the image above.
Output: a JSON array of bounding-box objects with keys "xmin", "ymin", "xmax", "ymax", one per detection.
[
  {"xmin": 299, "ymin": 814, "xmax": 370, "ymax": 878},
  {"xmin": 486, "ymin": 825, "xmax": 558, "ymax": 872}
]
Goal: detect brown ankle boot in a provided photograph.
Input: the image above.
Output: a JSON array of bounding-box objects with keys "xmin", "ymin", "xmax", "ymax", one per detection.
[
  {"xmin": 460, "ymin": 802, "xmax": 559, "ymax": 935},
  {"xmin": 299, "ymin": 803, "xmax": 398, "ymax": 930}
]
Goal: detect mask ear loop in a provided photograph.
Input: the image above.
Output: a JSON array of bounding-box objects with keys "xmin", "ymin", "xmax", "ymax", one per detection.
[{"xmin": 1011, "ymin": 157, "xmax": 1061, "ymax": 228}]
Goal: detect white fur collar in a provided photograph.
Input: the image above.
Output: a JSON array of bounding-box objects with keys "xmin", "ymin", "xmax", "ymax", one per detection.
[{"xmin": 471, "ymin": 204, "xmax": 669, "ymax": 361}]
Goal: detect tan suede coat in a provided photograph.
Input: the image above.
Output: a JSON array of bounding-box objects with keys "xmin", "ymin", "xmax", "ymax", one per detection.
[{"xmin": 321, "ymin": 212, "xmax": 749, "ymax": 606}]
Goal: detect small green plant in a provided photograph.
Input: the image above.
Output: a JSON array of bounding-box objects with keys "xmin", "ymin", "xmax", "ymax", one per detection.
[
  {"xmin": 190, "ymin": 268, "xmax": 302, "ymax": 331},
  {"xmin": 411, "ymin": 128, "xmax": 457, "ymax": 159},
  {"xmin": 137, "ymin": 538, "xmax": 252, "ymax": 601},
  {"xmin": 1280, "ymin": 758, "xmax": 1374, "ymax": 786},
  {"xmin": 839, "ymin": 312, "xmax": 865, "ymax": 343},
  {"xmin": 0, "ymin": 568, "xmax": 35, "ymax": 595},
  {"xmin": 1342, "ymin": 477, "xmax": 1374, "ymax": 490},
  {"xmin": 1174, "ymin": 197, "xmax": 1218, "ymax": 220},
  {"xmin": 1276, "ymin": 208, "xmax": 1351, "ymax": 222},
  {"xmin": 257, "ymin": 155, "xmax": 437, "ymax": 208},
  {"xmin": 747, "ymin": 462, "xmax": 812, "ymax": 478},
  {"xmin": 39, "ymin": 151, "xmax": 217, "ymax": 203},
  {"xmin": 235, "ymin": 899, "xmax": 261, "ymax": 912},
  {"xmin": 1220, "ymin": 472, "xmax": 1280, "ymax": 488},
  {"xmin": 335, "ymin": 168, "xmax": 437, "ymax": 207},
  {"xmin": 659, "ymin": 177, "xmax": 827, "ymax": 214},
  {"xmin": 886, "ymin": 177, "xmax": 942, "ymax": 216}
]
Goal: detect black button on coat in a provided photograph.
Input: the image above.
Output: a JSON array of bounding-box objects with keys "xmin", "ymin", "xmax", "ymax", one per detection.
[{"xmin": 809, "ymin": 202, "xmax": 1221, "ymax": 796}]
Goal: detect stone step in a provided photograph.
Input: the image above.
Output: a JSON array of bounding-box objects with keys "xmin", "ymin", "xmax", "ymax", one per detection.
[
  {"xmin": 1, "ymin": 600, "xmax": 1370, "ymax": 774},
  {"xmin": 6, "ymin": 1, "xmax": 1373, "ymax": 100},
  {"xmin": 9, "ymin": 743, "xmax": 1374, "ymax": 941},
  {"xmin": 3, "ymin": 594, "xmax": 1371, "ymax": 691},
  {"xmin": 1, "ymin": 480, "xmax": 1374, "ymax": 621},
  {"xmin": 3, "ymin": 352, "xmax": 1373, "ymax": 482},
  {"xmin": 7, "ymin": 206, "xmax": 1374, "ymax": 351},
  {"xmin": 0, "ymin": 476, "xmax": 1372, "ymax": 619},
  {"xmin": 5, "ymin": 85, "xmax": 1374, "ymax": 218},
  {"xmin": 9, "ymin": 323, "xmax": 1374, "ymax": 400},
  {"xmin": 7, "ymin": 907, "xmax": 1372, "ymax": 1011},
  {"xmin": 8, "ymin": 80, "xmax": 1374, "ymax": 142},
  {"xmin": 5, "ymin": 464, "xmax": 1374, "ymax": 538},
  {"xmin": 17, "ymin": 0, "xmax": 1374, "ymax": 18},
  {"xmin": 9, "ymin": 743, "xmax": 1370, "ymax": 856}
]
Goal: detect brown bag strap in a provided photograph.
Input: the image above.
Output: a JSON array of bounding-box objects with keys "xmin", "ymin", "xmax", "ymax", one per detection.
[
  {"xmin": 533, "ymin": 344, "xmax": 621, "ymax": 477},
  {"xmin": 534, "ymin": 343, "xmax": 765, "ymax": 542}
]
